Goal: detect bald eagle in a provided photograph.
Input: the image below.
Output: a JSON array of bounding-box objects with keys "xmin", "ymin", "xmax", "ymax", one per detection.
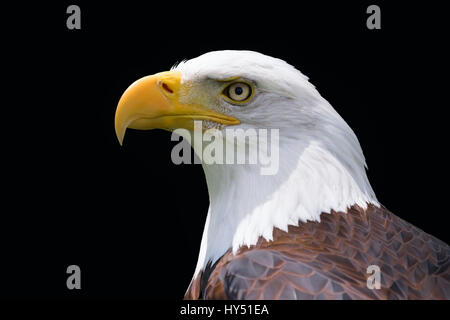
[{"xmin": 115, "ymin": 51, "xmax": 449, "ymax": 300}]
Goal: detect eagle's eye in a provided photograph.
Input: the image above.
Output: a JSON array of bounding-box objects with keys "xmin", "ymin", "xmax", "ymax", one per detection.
[{"xmin": 223, "ymin": 82, "xmax": 253, "ymax": 103}]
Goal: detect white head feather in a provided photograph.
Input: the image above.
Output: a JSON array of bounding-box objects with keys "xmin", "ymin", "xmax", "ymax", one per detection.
[{"xmin": 172, "ymin": 50, "xmax": 379, "ymax": 278}]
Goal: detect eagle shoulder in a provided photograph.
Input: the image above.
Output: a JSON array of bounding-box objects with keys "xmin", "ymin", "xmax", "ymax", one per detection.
[{"xmin": 185, "ymin": 205, "xmax": 450, "ymax": 300}]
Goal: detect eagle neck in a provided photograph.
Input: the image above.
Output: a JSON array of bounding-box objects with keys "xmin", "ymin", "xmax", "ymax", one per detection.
[{"xmin": 192, "ymin": 134, "xmax": 379, "ymax": 278}]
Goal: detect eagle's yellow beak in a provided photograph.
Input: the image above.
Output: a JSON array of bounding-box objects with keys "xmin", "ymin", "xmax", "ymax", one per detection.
[{"xmin": 114, "ymin": 70, "xmax": 240, "ymax": 145}]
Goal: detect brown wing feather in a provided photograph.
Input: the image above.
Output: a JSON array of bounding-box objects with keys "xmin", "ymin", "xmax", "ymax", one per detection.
[{"xmin": 185, "ymin": 205, "xmax": 450, "ymax": 300}]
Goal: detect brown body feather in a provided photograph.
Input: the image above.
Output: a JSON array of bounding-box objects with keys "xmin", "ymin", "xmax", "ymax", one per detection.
[{"xmin": 185, "ymin": 205, "xmax": 450, "ymax": 300}]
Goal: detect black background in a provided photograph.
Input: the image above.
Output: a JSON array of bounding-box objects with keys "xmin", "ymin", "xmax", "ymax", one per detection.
[{"xmin": 2, "ymin": 1, "xmax": 448, "ymax": 302}]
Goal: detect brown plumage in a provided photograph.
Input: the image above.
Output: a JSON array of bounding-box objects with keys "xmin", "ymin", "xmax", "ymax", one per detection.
[{"xmin": 185, "ymin": 204, "xmax": 450, "ymax": 300}]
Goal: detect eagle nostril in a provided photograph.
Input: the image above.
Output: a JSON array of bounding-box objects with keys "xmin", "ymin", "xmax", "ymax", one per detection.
[{"xmin": 161, "ymin": 82, "xmax": 174, "ymax": 94}]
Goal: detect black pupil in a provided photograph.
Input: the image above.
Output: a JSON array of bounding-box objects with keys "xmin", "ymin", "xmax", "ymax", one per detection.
[{"xmin": 234, "ymin": 86, "xmax": 243, "ymax": 95}]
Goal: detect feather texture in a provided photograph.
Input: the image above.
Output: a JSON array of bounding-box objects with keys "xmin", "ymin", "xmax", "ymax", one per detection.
[{"xmin": 185, "ymin": 205, "xmax": 450, "ymax": 300}]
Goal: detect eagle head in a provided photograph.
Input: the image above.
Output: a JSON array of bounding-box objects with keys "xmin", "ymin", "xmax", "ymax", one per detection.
[{"xmin": 115, "ymin": 50, "xmax": 378, "ymax": 266}]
